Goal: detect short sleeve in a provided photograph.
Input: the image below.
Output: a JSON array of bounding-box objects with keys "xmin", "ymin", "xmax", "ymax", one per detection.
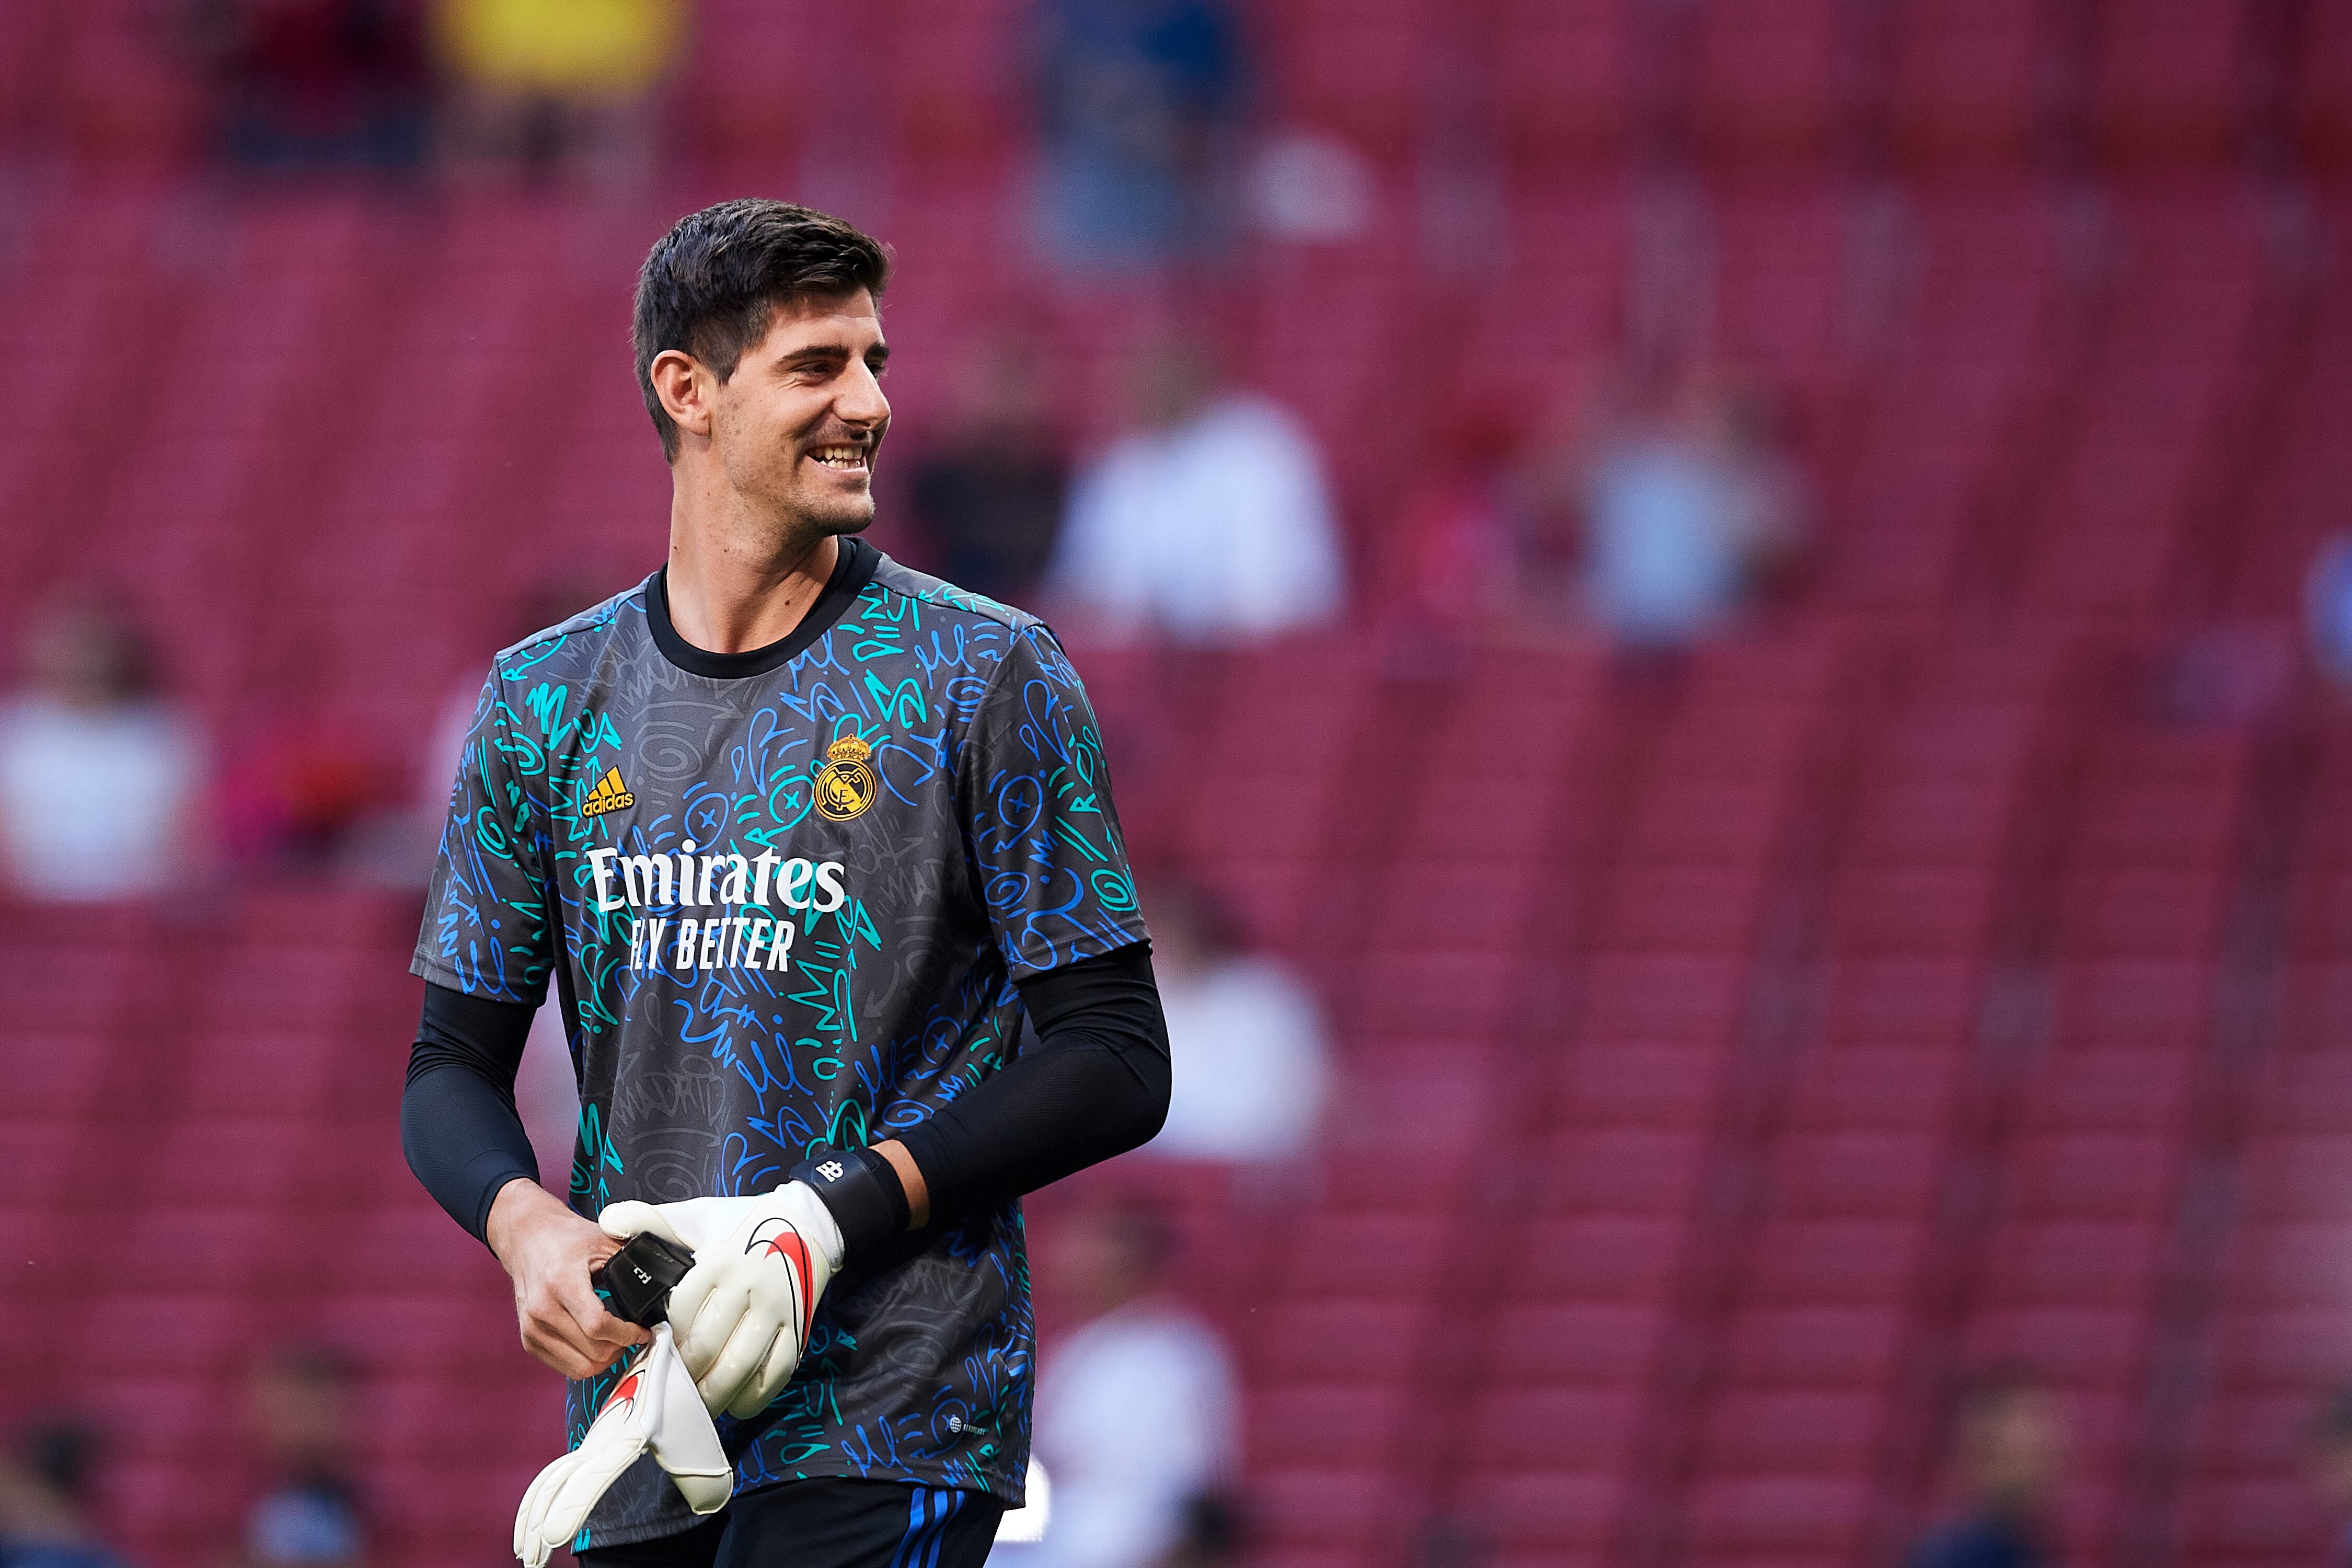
[
  {"xmin": 411, "ymin": 671, "xmax": 557, "ymax": 1005},
  {"xmin": 960, "ymin": 626, "xmax": 1150, "ymax": 978}
]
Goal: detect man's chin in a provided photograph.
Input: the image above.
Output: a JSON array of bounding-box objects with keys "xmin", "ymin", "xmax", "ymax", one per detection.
[{"xmin": 790, "ymin": 491, "xmax": 876, "ymax": 537}]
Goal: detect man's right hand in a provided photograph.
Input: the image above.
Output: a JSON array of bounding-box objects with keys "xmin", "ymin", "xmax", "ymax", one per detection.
[{"xmin": 487, "ymin": 1179, "xmax": 652, "ymax": 1379}]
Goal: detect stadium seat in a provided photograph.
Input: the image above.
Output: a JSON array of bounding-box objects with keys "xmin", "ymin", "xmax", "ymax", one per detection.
[
  {"xmin": 13, "ymin": 24, "xmax": 2352, "ymax": 1546},
  {"xmin": 1715, "ymin": 1306, "xmax": 1908, "ymax": 1389},
  {"xmin": 1466, "ymin": 1386, "xmax": 1648, "ymax": 1475},
  {"xmin": 1768, "ymin": 1133, "xmax": 1945, "ymax": 1221},
  {"xmin": 1514, "ymin": 1218, "xmax": 1688, "ymax": 1306},
  {"xmin": 1741, "ymin": 1221, "xmax": 1926, "ymax": 1308},
  {"xmin": 1888, "ymin": 0, "xmax": 2046, "ymax": 166},
  {"xmin": 1488, "ymin": 1304, "xmax": 1674, "ymax": 1387}
]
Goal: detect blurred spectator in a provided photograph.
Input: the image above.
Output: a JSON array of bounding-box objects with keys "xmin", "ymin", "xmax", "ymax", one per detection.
[
  {"xmin": 185, "ymin": 0, "xmax": 431, "ymax": 175},
  {"xmin": 1144, "ymin": 880, "xmax": 1327, "ymax": 1163},
  {"xmin": 993, "ymin": 1204, "xmax": 1237, "ymax": 1568},
  {"xmin": 0, "ymin": 1421, "xmax": 129, "ymax": 1568},
  {"xmin": 1242, "ymin": 130, "xmax": 1374, "ymax": 244},
  {"xmin": 1525, "ymin": 367, "xmax": 1806, "ymax": 653},
  {"xmin": 1156, "ymin": 1494, "xmax": 1244, "ymax": 1568},
  {"xmin": 1049, "ymin": 341, "xmax": 1344, "ymax": 642},
  {"xmin": 215, "ymin": 723, "xmax": 383, "ymax": 872},
  {"xmin": 1029, "ymin": 0, "xmax": 1244, "ymax": 268},
  {"xmin": 432, "ymin": 0, "xmax": 684, "ymax": 181},
  {"xmin": 2306, "ymin": 533, "xmax": 2352, "ymax": 688},
  {"xmin": 1409, "ymin": 1518, "xmax": 1491, "ymax": 1568},
  {"xmin": 242, "ymin": 1345, "xmax": 366, "ymax": 1568},
  {"xmin": 1905, "ymin": 1367, "xmax": 2065, "ymax": 1568},
  {"xmin": 1376, "ymin": 406, "xmax": 1524, "ymax": 640},
  {"xmin": 907, "ymin": 337, "xmax": 1071, "ymax": 607},
  {"xmin": 0, "ymin": 591, "xmax": 204, "ymax": 901},
  {"xmin": 2311, "ymin": 1386, "xmax": 2352, "ymax": 1564}
]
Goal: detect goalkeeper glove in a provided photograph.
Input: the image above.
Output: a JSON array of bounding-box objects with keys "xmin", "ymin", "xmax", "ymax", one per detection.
[
  {"xmin": 512, "ymin": 1322, "xmax": 729, "ymax": 1568},
  {"xmin": 597, "ymin": 1182, "xmax": 844, "ymax": 1420}
]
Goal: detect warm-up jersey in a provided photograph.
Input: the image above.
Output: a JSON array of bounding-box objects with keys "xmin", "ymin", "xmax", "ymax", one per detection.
[{"xmin": 412, "ymin": 538, "xmax": 1147, "ymax": 1544}]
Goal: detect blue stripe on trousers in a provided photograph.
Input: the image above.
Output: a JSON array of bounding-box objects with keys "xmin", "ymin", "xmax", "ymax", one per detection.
[{"xmin": 892, "ymin": 1486, "xmax": 963, "ymax": 1568}]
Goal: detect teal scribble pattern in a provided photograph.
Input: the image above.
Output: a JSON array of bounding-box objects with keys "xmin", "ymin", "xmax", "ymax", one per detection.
[{"xmin": 412, "ymin": 549, "xmax": 1146, "ymax": 1543}]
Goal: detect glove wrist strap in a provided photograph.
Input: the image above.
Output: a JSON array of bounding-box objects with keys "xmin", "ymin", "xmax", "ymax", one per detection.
[{"xmin": 790, "ymin": 1146, "xmax": 909, "ymax": 1260}]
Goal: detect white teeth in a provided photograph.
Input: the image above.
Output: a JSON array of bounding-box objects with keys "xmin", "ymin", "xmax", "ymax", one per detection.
[{"xmin": 810, "ymin": 445, "xmax": 866, "ymax": 470}]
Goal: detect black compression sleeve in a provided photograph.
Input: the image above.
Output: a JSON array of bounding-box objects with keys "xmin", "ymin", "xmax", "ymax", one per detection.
[
  {"xmin": 401, "ymin": 982, "xmax": 540, "ymax": 1247},
  {"xmin": 895, "ymin": 942, "xmax": 1170, "ymax": 1223}
]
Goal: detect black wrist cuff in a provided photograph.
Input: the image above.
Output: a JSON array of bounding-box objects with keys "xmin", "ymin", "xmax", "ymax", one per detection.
[{"xmin": 791, "ymin": 1146, "xmax": 910, "ymax": 1260}]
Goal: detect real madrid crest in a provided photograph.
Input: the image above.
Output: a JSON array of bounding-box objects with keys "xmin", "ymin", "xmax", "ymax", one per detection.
[{"xmin": 814, "ymin": 735, "xmax": 878, "ymax": 822}]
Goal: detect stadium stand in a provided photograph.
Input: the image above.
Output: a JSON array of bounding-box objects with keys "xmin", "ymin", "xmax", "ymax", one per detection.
[{"xmin": 5, "ymin": 2, "xmax": 2352, "ymax": 1567}]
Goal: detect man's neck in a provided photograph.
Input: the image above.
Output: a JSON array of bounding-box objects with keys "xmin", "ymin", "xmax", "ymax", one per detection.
[{"xmin": 664, "ymin": 482, "xmax": 842, "ymax": 655}]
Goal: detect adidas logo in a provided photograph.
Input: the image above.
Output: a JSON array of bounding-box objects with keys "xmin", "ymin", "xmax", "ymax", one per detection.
[{"xmin": 581, "ymin": 766, "xmax": 636, "ymax": 820}]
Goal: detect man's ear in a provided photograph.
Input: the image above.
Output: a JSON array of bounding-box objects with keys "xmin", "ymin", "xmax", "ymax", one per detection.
[{"xmin": 650, "ymin": 350, "xmax": 714, "ymax": 446}]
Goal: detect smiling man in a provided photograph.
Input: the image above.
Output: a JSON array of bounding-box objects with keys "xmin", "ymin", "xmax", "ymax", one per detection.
[{"xmin": 401, "ymin": 200, "xmax": 1170, "ymax": 1568}]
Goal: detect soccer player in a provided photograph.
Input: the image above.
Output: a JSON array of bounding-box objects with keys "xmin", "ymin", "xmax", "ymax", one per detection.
[{"xmin": 401, "ymin": 199, "xmax": 1170, "ymax": 1568}]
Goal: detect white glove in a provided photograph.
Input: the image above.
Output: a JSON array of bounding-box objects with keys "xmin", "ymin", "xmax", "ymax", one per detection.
[
  {"xmin": 598, "ymin": 1183, "xmax": 844, "ymax": 1419},
  {"xmin": 513, "ymin": 1323, "xmax": 730, "ymax": 1568}
]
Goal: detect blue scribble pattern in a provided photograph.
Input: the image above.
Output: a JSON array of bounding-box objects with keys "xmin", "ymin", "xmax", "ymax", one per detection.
[{"xmin": 412, "ymin": 549, "xmax": 1147, "ymax": 1546}]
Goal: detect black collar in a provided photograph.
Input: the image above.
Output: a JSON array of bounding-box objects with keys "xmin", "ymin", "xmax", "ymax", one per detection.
[{"xmin": 647, "ymin": 537, "xmax": 879, "ymax": 679}]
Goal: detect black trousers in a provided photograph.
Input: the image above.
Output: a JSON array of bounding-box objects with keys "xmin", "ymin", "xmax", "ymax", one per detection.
[{"xmin": 577, "ymin": 1480, "xmax": 1004, "ymax": 1568}]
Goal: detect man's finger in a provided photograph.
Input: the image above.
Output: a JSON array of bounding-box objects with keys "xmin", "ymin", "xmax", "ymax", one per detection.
[
  {"xmin": 521, "ymin": 1320, "xmax": 601, "ymax": 1381},
  {"xmin": 558, "ymin": 1266, "xmax": 651, "ymax": 1353},
  {"xmin": 523, "ymin": 1278, "xmax": 616, "ymax": 1374}
]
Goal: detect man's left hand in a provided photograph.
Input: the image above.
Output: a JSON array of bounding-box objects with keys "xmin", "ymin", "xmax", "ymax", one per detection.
[{"xmin": 597, "ymin": 1184, "xmax": 844, "ymax": 1419}]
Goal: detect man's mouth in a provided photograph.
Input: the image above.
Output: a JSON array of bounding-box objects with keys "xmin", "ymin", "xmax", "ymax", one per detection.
[{"xmin": 808, "ymin": 443, "xmax": 869, "ymax": 472}]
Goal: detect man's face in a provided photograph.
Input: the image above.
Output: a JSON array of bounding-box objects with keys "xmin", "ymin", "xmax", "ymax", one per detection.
[
  {"xmin": 709, "ymin": 289, "xmax": 891, "ymax": 535},
  {"xmin": 1963, "ymin": 1389, "xmax": 2065, "ymax": 1508}
]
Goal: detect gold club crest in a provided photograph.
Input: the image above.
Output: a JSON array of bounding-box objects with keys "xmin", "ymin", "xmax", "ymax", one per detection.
[{"xmin": 814, "ymin": 735, "xmax": 878, "ymax": 822}]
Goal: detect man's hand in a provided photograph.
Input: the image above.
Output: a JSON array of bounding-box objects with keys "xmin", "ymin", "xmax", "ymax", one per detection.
[
  {"xmin": 597, "ymin": 1183, "xmax": 843, "ymax": 1418},
  {"xmin": 487, "ymin": 1180, "xmax": 651, "ymax": 1379}
]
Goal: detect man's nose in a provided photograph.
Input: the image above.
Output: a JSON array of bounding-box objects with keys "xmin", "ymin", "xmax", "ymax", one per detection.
[{"xmin": 836, "ymin": 363, "xmax": 890, "ymax": 427}]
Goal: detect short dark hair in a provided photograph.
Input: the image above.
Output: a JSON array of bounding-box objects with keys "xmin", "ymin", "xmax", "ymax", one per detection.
[{"xmin": 631, "ymin": 199, "xmax": 892, "ymax": 460}]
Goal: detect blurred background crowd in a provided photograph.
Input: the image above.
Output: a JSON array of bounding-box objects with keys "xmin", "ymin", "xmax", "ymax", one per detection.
[{"xmin": 4, "ymin": 1, "xmax": 2352, "ymax": 1566}]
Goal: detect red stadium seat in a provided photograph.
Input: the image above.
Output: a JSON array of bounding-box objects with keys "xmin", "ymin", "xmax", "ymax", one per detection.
[
  {"xmin": 2091, "ymin": 0, "xmax": 2252, "ymax": 168},
  {"xmin": 1695, "ymin": 1388, "xmax": 1888, "ymax": 1475},
  {"xmin": 1715, "ymin": 1306, "xmax": 1908, "ymax": 1389},
  {"xmin": 1547, "ymin": 1042, "xmax": 1732, "ymax": 1132},
  {"xmin": 1782, "ymin": 1044, "xmax": 1972, "ymax": 1134},
  {"xmin": 2002, "ymin": 1134, "xmax": 2182, "ymax": 1225},
  {"xmin": 1251, "ymin": 1300, "xmax": 1435, "ymax": 1386},
  {"xmin": 1768, "ymin": 1133, "xmax": 1946, "ymax": 1221},
  {"xmin": 1889, "ymin": 0, "xmax": 2046, "ymax": 166},
  {"xmin": 1467, "ymin": 1386, "xmax": 1648, "ymax": 1475},
  {"xmin": 1514, "ymin": 1218, "xmax": 1689, "ymax": 1306},
  {"xmin": 1740, "ymin": 1221, "xmax": 1927, "ymax": 1308},
  {"xmin": 1534, "ymin": 1128, "xmax": 1710, "ymax": 1218},
  {"xmin": 1249, "ymin": 1383, "xmax": 1415, "ymax": 1470},
  {"xmin": 1488, "ymin": 1304, "xmax": 1674, "ymax": 1387},
  {"xmin": 1974, "ymin": 1221, "xmax": 2168, "ymax": 1311},
  {"xmin": 1684, "ymin": 1474, "xmax": 1874, "ymax": 1558}
]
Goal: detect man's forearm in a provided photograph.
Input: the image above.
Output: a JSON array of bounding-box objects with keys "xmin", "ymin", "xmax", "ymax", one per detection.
[
  {"xmin": 891, "ymin": 943, "xmax": 1170, "ymax": 1224},
  {"xmin": 403, "ymin": 982, "xmax": 541, "ymax": 1245}
]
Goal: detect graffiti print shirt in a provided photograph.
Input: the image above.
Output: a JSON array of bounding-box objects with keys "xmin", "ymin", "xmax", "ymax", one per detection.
[{"xmin": 411, "ymin": 538, "xmax": 1147, "ymax": 1542}]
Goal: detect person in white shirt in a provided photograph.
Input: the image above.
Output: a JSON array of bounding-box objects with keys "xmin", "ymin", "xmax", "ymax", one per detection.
[
  {"xmin": 1048, "ymin": 343, "xmax": 1344, "ymax": 642},
  {"xmin": 0, "ymin": 592, "xmax": 202, "ymax": 901},
  {"xmin": 1145, "ymin": 880, "xmax": 1328, "ymax": 1163},
  {"xmin": 994, "ymin": 1205, "xmax": 1238, "ymax": 1568}
]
